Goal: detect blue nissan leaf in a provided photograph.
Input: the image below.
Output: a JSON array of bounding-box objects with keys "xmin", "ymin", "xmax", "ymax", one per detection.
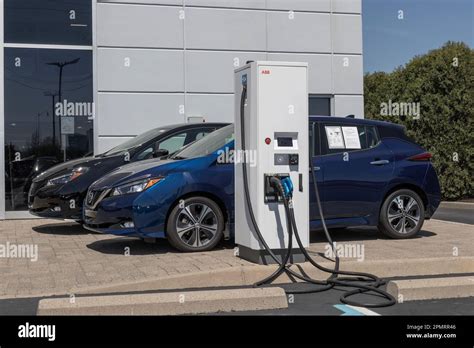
[{"xmin": 84, "ymin": 117, "xmax": 441, "ymax": 252}]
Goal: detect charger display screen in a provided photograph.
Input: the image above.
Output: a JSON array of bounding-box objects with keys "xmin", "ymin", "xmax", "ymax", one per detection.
[{"xmin": 277, "ymin": 137, "xmax": 293, "ymax": 147}]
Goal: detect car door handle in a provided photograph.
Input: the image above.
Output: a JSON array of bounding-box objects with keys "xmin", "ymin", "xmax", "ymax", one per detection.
[
  {"xmin": 370, "ymin": 159, "xmax": 390, "ymax": 165},
  {"xmin": 309, "ymin": 166, "xmax": 321, "ymax": 172}
]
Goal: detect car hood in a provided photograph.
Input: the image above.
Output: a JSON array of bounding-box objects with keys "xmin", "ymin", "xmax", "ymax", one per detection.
[
  {"xmin": 90, "ymin": 158, "xmax": 188, "ymax": 190},
  {"xmin": 32, "ymin": 155, "xmax": 121, "ymax": 183}
]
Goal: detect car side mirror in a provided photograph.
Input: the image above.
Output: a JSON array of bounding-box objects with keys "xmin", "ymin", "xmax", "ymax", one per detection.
[{"xmin": 153, "ymin": 147, "xmax": 169, "ymax": 159}]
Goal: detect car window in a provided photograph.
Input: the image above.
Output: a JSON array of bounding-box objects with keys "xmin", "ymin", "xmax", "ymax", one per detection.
[
  {"xmin": 321, "ymin": 124, "xmax": 379, "ymax": 155},
  {"xmin": 366, "ymin": 126, "xmax": 380, "ymax": 148},
  {"xmin": 158, "ymin": 133, "xmax": 187, "ymax": 153},
  {"xmin": 195, "ymin": 131, "xmax": 211, "ymax": 141},
  {"xmin": 172, "ymin": 125, "xmax": 234, "ymax": 160},
  {"xmin": 135, "ymin": 128, "xmax": 217, "ymax": 161},
  {"xmin": 136, "ymin": 132, "xmax": 187, "ymax": 161},
  {"xmin": 102, "ymin": 127, "xmax": 170, "ymax": 156}
]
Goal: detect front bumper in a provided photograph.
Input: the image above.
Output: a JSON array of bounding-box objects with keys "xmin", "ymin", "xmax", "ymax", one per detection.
[
  {"xmin": 28, "ymin": 185, "xmax": 84, "ymax": 220},
  {"xmin": 82, "ymin": 190, "xmax": 167, "ymax": 239}
]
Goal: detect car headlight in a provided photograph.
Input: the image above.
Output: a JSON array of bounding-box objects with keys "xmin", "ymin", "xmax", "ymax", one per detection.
[
  {"xmin": 111, "ymin": 177, "xmax": 164, "ymax": 197},
  {"xmin": 46, "ymin": 167, "xmax": 89, "ymax": 187}
]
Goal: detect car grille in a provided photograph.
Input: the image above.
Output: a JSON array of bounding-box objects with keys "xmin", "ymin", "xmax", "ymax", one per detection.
[
  {"xmin": 28, "ymin": 182, "xmax": 38, "ymax": 204},
  {"xmin": 85, "ymin": 188, "xmax": 111, "ymax": 209},
  {"xmin": 85, "ymin": 189, "xmax": 101, "ymax": 207}
]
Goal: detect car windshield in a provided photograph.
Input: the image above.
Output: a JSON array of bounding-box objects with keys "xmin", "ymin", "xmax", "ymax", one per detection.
[
  {"xmin": 102, "ymin": 127, "xmax": 171, "ymax": 156},
  {"xmin": 172, "ymin": 125, "xmax": 234, "ymax": 160}
]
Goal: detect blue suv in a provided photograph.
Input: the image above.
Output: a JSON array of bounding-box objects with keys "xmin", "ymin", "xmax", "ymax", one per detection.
[{"xmin": 83, "ymin": 117, "xmax": 441, "ymax": 252}]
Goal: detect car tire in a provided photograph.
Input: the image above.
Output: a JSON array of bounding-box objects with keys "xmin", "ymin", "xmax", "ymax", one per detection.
[
  {"xmin": 166, "ymin": 196, "xmax": 224, "ymax": 252},
  {"xmin": 378, "ymin": 189, "xmax": 425, "ymax": 239}
]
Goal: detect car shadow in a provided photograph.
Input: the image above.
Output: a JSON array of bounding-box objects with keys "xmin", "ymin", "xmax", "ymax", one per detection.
[
  {"xmin": 86, "ymin": 237, "xmax": 236, "ymax": 256},
  {"xmin": 309, "ymin": 227, "xmax": 436, "ymax": 243},
  {"xmin": 33, "ymin": 222, "xmax": 99, "ymax": 235}
]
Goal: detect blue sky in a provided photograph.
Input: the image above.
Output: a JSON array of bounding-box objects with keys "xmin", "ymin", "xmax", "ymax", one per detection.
[{"xmin": 363, "ymin": 0, "xmax": 474, "ymax": 73}]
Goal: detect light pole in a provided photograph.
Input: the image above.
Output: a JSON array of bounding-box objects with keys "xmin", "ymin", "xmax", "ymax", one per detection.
[
  {"xmin": 43, "ymin": 91, "xmax": 58, "ymax": 148},
  {"xmin": 46, "ymin": 58, "xmax": 80, "ymax": 161}
]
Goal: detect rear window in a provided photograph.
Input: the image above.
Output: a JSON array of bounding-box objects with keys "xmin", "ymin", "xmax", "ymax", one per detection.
[{"xmin": 378, "ymin": 124, "xmax": 418, "ymax": 144}]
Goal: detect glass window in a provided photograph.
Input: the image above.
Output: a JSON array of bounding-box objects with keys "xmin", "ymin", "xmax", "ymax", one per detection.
[
  {"xmin": 321, "ymin": 124, "xmax": 378, "ymax": 155},
  {"xmin": 134, "ymin": 128, "xmax": 215, "ymax": 161},
  {"xmin": 4, "ymin": 0, "xmax": 92, "ymax": 45},
  {"xmin": 366, "ymin": 126, "xmax": 380, "ymax": 148},
  {"xmin": 309, "ymin": 96, "xmax": 331, "ymax": 116},
  {"xmin": 103, "ymin": 127, "xmax": 170, "ymax": 156},
  {"xmin": 158, "ymin": 133, "xmax": 187, "ymax": 154},
  {"xmin": 195, "ymin": 131, "xmax": 211, "ymax": 141},
  {"xmin": 172, "ymin": 125, "xmax": 234, "ymax": 160},
  {"xmin": 4, "ymin": 48, "xmax": 93, "ymax": 211}
]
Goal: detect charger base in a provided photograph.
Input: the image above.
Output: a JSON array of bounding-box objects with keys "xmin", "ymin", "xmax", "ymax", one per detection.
[{"xmin": 237, "ymin": 245, "xmax": 306, "ymax": 265}]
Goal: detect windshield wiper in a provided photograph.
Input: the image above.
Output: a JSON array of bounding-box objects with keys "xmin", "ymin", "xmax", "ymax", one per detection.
[{"xmin": 172, "ymin": 155, "xmax": 187, "ymax": 160}]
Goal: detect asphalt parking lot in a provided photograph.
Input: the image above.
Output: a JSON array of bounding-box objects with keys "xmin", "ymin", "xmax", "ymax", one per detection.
[
  {"xmin": 1, "ymin": 282, "xmax": 473, "ymax": 316},
  {"xmin": 433, "ymin": 202, "xmax": 474, "ymax": 225},
  {"xmin": 231, "ymin": 283, "xmax": 474, "ymax": 316}
]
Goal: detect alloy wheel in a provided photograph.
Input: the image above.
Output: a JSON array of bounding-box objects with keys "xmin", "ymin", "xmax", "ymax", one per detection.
[
  {"xmin": 175, "ymin": 202, "xmax": 218, "ymax": 248},
  {"xmin": 387, "ymin": 195, "xmax": 421, "ymax": 234}
]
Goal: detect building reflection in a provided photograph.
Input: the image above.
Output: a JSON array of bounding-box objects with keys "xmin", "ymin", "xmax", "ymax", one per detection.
[{"xmin": 4, "ymin": 48, "xmax": 93, "ymax": 211}]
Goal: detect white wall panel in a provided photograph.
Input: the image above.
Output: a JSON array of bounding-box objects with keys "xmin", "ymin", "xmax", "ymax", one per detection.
[
  {"xmin": 185, "ymin": 0, "xmax": 265, "ymax": 9},
  {"xmin": 333, "ymin": 95, "xmax": 364, "ymax": 118},
  {"xmin": 266, "ymin": 0, "xmax": 331, "ymax": 11},
  {"xmin": 97, "ymin": 93, "xmax": 185, "ymax": 135},
  {"xmin": 332, "ymin": 14, "xmax": 362, "ymax": 54},
  {"xmin": 97, "ymin": 48, "xmax": 184, "ymax": 92},
  {"xmin": 332, "ymin": 55, "xmax": 363, "ymax": 94},
  {"xmin": 186, "ymin": 51, "xmax": 267, "ymax": 93},
  {"xmin": 267, "ymin": 53, "xmax": 332, "ymax": 94},
  {"xmin": 97, "ymin": 4, "xmax": 183, "ymax": 48},
  {"xmin": 186, "ymin": 8, "xmax": 266, "ymax": 50},
  {"xmin": 332, "ymin": 0, "xmax": 361, "ymax": 14},
  {"xmin": 99, "ymin": 0, "xmax": 183, "ymax": 5},
  {"xmin": 185, "ymin": 94, "xmax": 234, "ymax": 123},
  {"xmin": 267, "ymin": 12, "xmax": 331, "ymax": 53}
]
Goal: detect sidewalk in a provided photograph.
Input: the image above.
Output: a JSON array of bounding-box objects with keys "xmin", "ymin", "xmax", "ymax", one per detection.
[{"xmin": 0, "ymin": 218, "xmax": 472, "ymax": 299}]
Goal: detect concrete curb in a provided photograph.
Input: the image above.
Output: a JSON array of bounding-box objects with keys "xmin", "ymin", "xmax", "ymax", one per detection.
[
  {"xmin": 387, "ymin": 276, "xmax": 474, "ymax": 302},
  {"xmin": 67, "ymin": 256, "xmax": 474, "ymax": 297},
  {"xmin": 430, "ymin": 219, "xmax": 474, "ymax": 227},
  {"xmin": 37, "ymin": 287, "xmax": 288, "ymax": 315},
  {"xmin": 2, "ymin": 256, "xmax": 473, "ymax": 300},
  {"xmin": 439, "ymin": 201, "xmax": 474, "ymax": 210}
]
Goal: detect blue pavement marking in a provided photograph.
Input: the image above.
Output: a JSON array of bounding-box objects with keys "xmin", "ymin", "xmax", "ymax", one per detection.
[{"xmin": 334, "ymin": 304, "xmax": 365, "ymax": 316}]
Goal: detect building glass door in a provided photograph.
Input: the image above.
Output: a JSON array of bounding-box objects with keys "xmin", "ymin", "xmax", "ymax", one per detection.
[{"xmin": 2, "ymin": 0, "xmax": 93, "ymax": 215}]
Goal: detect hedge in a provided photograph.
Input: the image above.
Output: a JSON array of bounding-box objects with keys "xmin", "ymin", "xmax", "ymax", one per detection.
[{"xmin": 364, "ymin": 42, "xmax": 473, "ymax": 200}]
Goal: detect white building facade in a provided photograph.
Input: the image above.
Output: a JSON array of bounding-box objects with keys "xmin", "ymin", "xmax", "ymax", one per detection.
[{"xmin": 0, "ymin": 0, "xmax": 363, "ymax": 218}]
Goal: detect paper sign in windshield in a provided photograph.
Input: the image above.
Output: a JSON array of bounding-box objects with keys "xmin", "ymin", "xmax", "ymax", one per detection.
[
  {"xmin": 325, "ymin": 126, "xmax": 345, "ymax": 149},
  {"xmin": 342, "ymin": 126, "xmax": 361, "ymax": 149}
]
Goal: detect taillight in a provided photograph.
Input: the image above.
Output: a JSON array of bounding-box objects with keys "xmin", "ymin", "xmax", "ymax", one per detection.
[{"xmin": 408, "ymin": 152, "xmax": 432, "ymax": 161}]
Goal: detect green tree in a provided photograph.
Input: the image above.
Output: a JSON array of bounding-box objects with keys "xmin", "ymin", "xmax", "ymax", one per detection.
[{"xmin": 365, "ymin": 42, "xmax": 473, "ymax": 200}]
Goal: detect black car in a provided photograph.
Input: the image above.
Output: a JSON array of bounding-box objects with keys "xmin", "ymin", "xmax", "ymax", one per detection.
[
  {"xmin": 6, "ymin": 156, "xmax": 60, "ymax": 211},
  {"xmin": 28, "ymin": 123, "xmax": 228, "ymax": 221}
]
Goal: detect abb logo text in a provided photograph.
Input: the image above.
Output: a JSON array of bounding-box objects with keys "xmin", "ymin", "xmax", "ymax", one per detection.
[{"xmin": 261, "ymin": 69, "xmax": 271, "ymax": 75}]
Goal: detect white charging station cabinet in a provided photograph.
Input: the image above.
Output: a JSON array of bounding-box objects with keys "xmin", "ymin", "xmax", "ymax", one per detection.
[{"xmin": 234, "ymin": 61, "xmax": 309, "ymax": 264}]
